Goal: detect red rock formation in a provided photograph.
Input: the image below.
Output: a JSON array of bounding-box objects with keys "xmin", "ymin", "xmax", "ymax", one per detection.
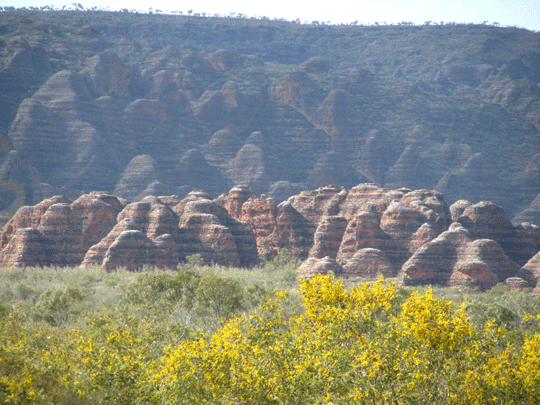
[
  {"xmin": 179, "ymin": 213, "xmax": 240, "ymax": 267},
  {"xmin": 288, "ymin": 185, "xmax": 348, "ymax": 225},
  {"xmin": 82, "ymin": 196, "xmax": 179, "ymax": 270},
  {"xmin": 9, "ymin": 70, "xmax": 124, "ymax": 194},
  {"xmin": 450, "ymin": 239, "xmax": 520, "ymax": 290},
  {"xmin": 336, "ymin": 211, "xmax": 395, "ymax": 270},
  {"xmin": 307, "ymin": 152, "xmax": 351, "ymax": 189},
  {"xmin": 518, "ymin": 250, "xmax": 540, "ymax": 287},
  {"xmin": 439, "ymin": 139, "xmax": 472, "ymax": 168},
  {"xmin": 276, "ymin": 202, "xmax": 316, "ymax": 260},
  {"xmin": 1, "ymin": 195, "xmax": 72, "ymax": 249},
  {"xmin": 267, "ymin": 181, "xmax": 307, "ymax": 204},
  {"xmin": 0, "ymin": 192, "xmax": 123, "ymax": 268},
  {"xmin": 174, "ymin": 149, "xmax": 229, "ymax": 198},
  {"xmin": 512, "ymin": 197, "xmax": 540, "ymax": 226},
  {"xmin": 356, "ymin": 130, "xmax": 388, "ymax": 186},
  {"xmin": 114, "ymin": 155, "xmax": 163, "ymax": 201},
  {"xmin": 449, "ymin": 200, "xmax": 473, "ymax": 222},
  {"xmin": 384, "ymin": 144, "xmax": 422, "ymax": 189},
  {"xmin": 400, "ymin": 223, "xmax": 520, "ymax": 290},
  {"xmin": 82, "ymin": 51, "xmax": 131, "ymax": 96},
  {"xmin": 271, "ymin": 71, "xmax": 314, "ymax": 115},
  {"xmin": 435, "ymin": 153, "xmax": 508, "ymax": 208},
  {"xmin": 338, "ymin": 183, "xmax": 404, "ymax": 220},
  {"xmin": 512, "ymin": 222, "xmax": 540, "ymax": 266},
  {"xmin": 240, "ymin": 196, "xmax": 281, "ymax": 259},
  {"xmin": 309, "ymin": 216, "xmax": 348, "ymax": 259},
  {"xmin": 208, "ymin": 49, "xmax": 244, "ymax": 70},
  {"xmin": 172, "ymin": 190, "xmax": 212, "ymax": 217},
  {"xmin": 102, "ymin": 230, "xmax": 157, "ymax": 271},
  {"xmin": 342, "ymin": 248, "xmax": 394, "ymax": 278},
  {"xmin": 0, "ymin": 228, "xmax": 48, "ymax": 267},
  {"xmin": 297, "ymin": 256, "xmax": 343, "ymax": 279},
  {"xmin": 400, "ymin": 223, "xmax": 474, "ymax": 287},
  {"xmin": 232, "ymin": 144, "xmax": 270, "ymax": 195},
  {"xmin": 179, "ymin": 199, "xmax": 258, "ymax": 267},
  {"xmin": 454, "ymin": 201, "xmax": 537, "ymax": 264},
  {"xmin": 216, "ymin": 185, "xmax": 255, "ymax": 220},
  {"xmin": 206, "ymin": 129, "xmax": 243, "ymax": 162},
  {"xmin": 193, "ymin": 81, "xmax": 262, "ymax": 134}
]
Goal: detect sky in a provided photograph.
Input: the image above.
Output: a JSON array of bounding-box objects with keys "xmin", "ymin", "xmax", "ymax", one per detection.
[{"xmin": 3, "ymin": 0, "xmax": 540, "ymax": 32}]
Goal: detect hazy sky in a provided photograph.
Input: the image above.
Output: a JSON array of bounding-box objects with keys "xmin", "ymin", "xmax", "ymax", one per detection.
[{"xmin": 4, "ymin": 0, "xmax": 540, "ymax": 32}]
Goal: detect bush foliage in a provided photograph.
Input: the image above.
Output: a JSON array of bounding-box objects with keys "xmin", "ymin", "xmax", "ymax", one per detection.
[{"xmin": 2, "ymin": 262, "xmax": 540, "ymax": 403}]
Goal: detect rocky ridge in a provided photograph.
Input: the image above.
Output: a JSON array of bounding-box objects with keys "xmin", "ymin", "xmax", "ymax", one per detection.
[
  {"xmin": 1, "ymin": 10, "xmax": 540, "ymax": 231},
  {"xmin": 2, "ymin": 184, "xmax": 540, "ymax": 292}
]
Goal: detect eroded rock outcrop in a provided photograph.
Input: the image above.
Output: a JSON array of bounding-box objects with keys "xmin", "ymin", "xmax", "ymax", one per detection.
[
  {"xmin": 114, "ymin": 155, "xmax": 163, "ymax": 201},
  {"xmin": 82, "ymin": 196, "xmax": 178, "ymax": 270},
  {"xmin": 307, "ymin": 152, "xmax": 351, "ymax": 190},
  {"xmin": 297, "ymin": 256, "xmax": 343, "ymax": 279},
  {"xmin": 232, "ymin": 144, "xmax": 271, "ymax": 195},
  {"xmin": 400, "ymin": 223, "xmax": 520, "ymax": 290},
  {"xmin": 0, "ymin": 192, "xmax": 124, "ymax": 267},
  {"xmin": 179, "ymin": 199, "xmax": 258, "ymax": 267},
  {"xmin": 454, "ymin": 201, "xmax": 540, "ymax": 265},
  {"xmin": 342, "ymin": 248, "xmax": 395, "ymax": 278},
  {"xmin": 173, "ymin": 149, "xmax": 228, "ymax": 198},
  {"xmin": 309, "ymin": 216, "xmax": 348, "ymax": 259}
]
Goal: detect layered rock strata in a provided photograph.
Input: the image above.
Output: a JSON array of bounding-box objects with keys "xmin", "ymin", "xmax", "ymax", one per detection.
[{"xmin": 1, "ymin": 184, "xmax": 539, "ymax": 293}]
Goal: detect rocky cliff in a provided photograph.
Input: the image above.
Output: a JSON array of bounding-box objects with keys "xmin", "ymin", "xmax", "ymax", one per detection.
[
  {"xmin": 2, "ymin": 184, "xmax": 539, "ymax": 292},
  {"xmin": 1, "ymin": 9, "xmax": 540, "ymax": 231}
]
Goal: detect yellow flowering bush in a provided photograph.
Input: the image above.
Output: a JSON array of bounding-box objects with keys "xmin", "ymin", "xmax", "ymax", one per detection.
[
  {"xmin": 2, "ymin": 274, "xmax": 540, "ymax": 404},
  {"xmin": 151, "ymin": 275, "xmax": 540, "ymax": 404}
]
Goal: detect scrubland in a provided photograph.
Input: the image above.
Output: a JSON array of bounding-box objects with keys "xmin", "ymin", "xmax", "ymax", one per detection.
[{"xmin": 2, "ymin": 252, "xmax": 540, "ymax": 404}]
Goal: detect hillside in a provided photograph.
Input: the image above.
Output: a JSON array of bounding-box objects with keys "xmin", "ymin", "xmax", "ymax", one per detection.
[{"xmin": 1, "ymin": 8, "xmax": 540, "ymax": 225}]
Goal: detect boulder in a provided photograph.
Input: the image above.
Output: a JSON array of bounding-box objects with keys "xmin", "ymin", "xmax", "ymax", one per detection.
[{"xmin": 505, "ymin": 277, "xmax": 530, "ymax": 291}]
